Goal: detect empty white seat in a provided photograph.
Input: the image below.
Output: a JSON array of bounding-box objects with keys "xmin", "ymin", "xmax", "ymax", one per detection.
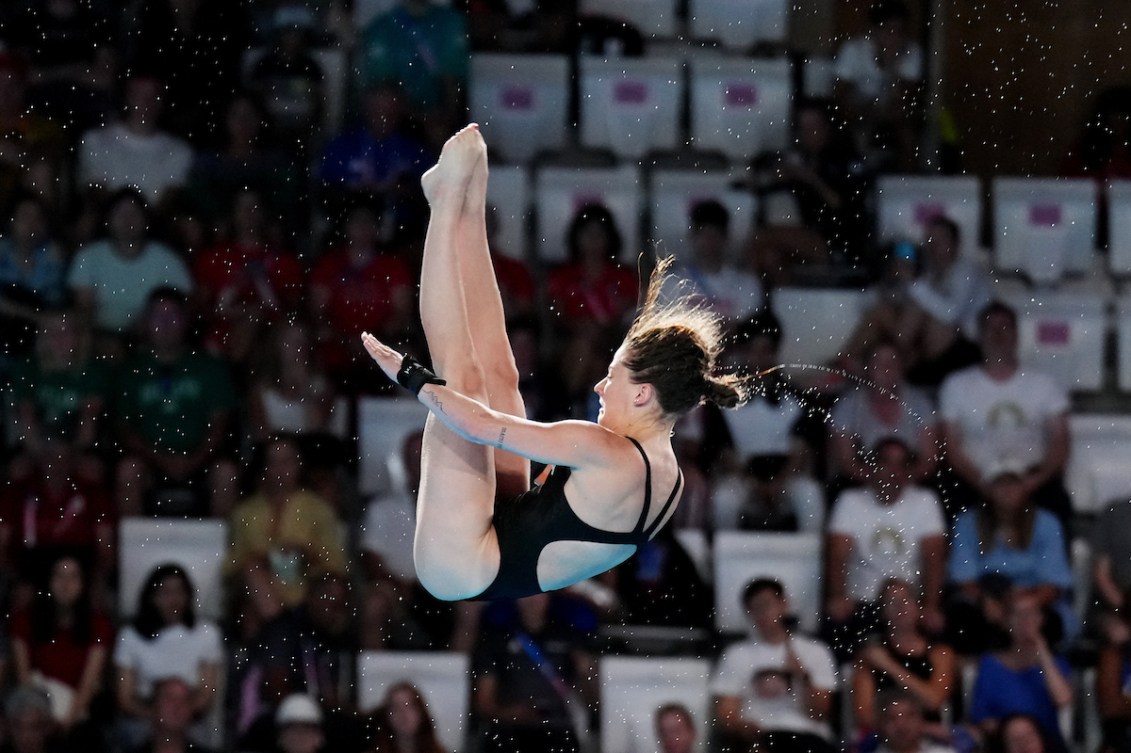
[
  {"xmin": 875, "ymin": 175, "xmax": 983, "ymax": 259},
  {"xmin": 579, "ymin": 57, "xmax": 684, "ymax": 160},
  {"xmin": 688, "ymin": 57, "xmax": 792, "ymax": 161},
  {"xmin": 599, "ymin": 656, "xmax": 712, "ymax": 753},
  {"xmin": 534, "ymin": 164, "xmax": 644, "ymax": 263},
  {"xmin": 581, "ymin": 0, "xmax": 678, "ymax": 39},
  {"xmin": 688, "ymin": 0, "xmax": 789, "ymax": 49},
  {"xmin": 992, "ymin": 177, "xmax": 1098, "ymax": 282},
  {"xmin": 713, "ymin": 531, "xmax": 823, "ymax": 634},
  {"xmin": 1064, "ymin": 414, "xmax": 1131, "ymax": 514},
  {"xmin": 770, "ymin": 286, "xmax": 869, "ymax": 367},
  {"xmin": 118, "ymin": 518, "xmax": 227, "ymax": 621},
  {"xmin": 996, "ymin": 289, "xmax": 1109, "ymax": 392},
  {"xmin": 648, "ymin": 168, "xmax": 756, "ymax": 258},
  {"xmin": 1107, "ymin": 180, "xmax": 1131, "ymax": 274},
  {"xmin": 357, "ymin": 397, "xmax": 428, "ymax": 496},
  {"xmin": 357, "ymin": 651, "xmax": 470, "ymax": 753},
  {"xmin": 485, "ymin": 163, "xmax": 532, "ymax": 261},
  {"xmin": 469, "ymin": 54, "xmax": 571, "ymax": 163}
]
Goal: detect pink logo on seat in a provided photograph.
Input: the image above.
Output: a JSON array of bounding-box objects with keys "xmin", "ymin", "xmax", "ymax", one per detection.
[
  {"xmin": 1029, "ymin": 204, "xmax": 1062, "ymax": 226},
  {"xmin": 1036, "ymin": 320, "xmax": 1071, "ymax": 346},
  {"xmin": 724, "ymin": 84, "xmax": 758, "ymax": 106},
  {"xmin": 614, "ymin": 81, "xmax": 648, "ymax": 104},
  {"xmin": 914, "ymin": 202, "xmax": 946, "ymax": 224},
  {"xmin": 500, "ymin": 86, "xmax": 534, "ymax": 110}
]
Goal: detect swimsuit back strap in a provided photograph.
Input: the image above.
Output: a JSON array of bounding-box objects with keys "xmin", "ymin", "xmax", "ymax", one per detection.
[
  {"xmin": 644, "ymin": 470, "xmax": 683, "ymax": 540},
  {"xmin": 625, "ymin": 437, "xmax": 653, "ymax": 534}
]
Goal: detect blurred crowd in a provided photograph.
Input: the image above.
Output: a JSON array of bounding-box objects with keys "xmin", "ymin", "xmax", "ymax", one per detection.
[{"xmin": 0, "ymin": 1, "xmax": 1129, "ymax": 753}]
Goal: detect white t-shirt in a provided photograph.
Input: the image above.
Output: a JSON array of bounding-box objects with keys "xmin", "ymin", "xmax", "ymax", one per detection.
[
  {"xmin": 67, "ymin": 240, "xmax": 194, "ymax": 331},
  {"xmin": 361, "ymin": 491, "xmax": 417, "ymax": 582},
  {"xmin": 908, "ymin": 258, "xmax": 994, "ymax": 337},
  {"xmin": 827, "ymin": 486, "xmax": 946, "ymax": 602},
  {"xmin": 938, "ymin": 367, "xmax": 1070, "ymax": 479},
  {"xmin": 723, "ymin": 394, "xmax": 804, "ymax": 458},
  {"xmin": 710, "ymin": 636, "xmax": 838, "ymax": 739},
  {"xmin": 834, "ymin": 37, "xmax": 923, "ymax": 101},
  {"xmin": 114, "ymin": 622, "xmax": 224, "ymax": 698},
  {"xmin": 675, "ymin": 263, "xmax": 764, "ymax": 322},
  {"xmin": 78, "ymin": 123, "xmax": 194, "ymax": 203}
]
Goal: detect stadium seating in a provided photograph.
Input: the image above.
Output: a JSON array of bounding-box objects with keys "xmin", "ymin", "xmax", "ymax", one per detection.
[
  {"xmin": 647, "ymin": 167, "xmax": 756, "ymax": 258},
  {"xmin": 469, "ymin": 54, "xmax": 572, "ymax": 163},
  {"xmin": 992, "ymin": 177, "xmax": 1098, "ymax": 283},
  {"xmin": 687, "ymin": 0, "xmax": 790, "ymax": 50},
  {"xmin": 357, "ymin": 651, "xmax": 471, "ymax": 753},
  {"xmin": 356, "ymin": 397, "xmax": 428, "ymax": 496},
  {"xmin": 579, "ymin": 57, "xmax": 685, "ymax": 160},
  {"xmin": 118, "ymin": 518, "xmax": 228, "ymax": 621},
  {"xmin": 533, "ymin": 164, "xmax": 644, "ymax": 263},
  {"xmin": 599, "ymin": 656, "xmax": 712, "ymax": 753},
  {"xmin": 875, "ymin": 174, "xmax": 983, "ymax": 259},
  {"xmin": 688, "ymin": 57, "xmax": 793, "ymax": 161},
  {"xmin": 713, "ymin": 531, "xmax": 823, "ymax": 634}
]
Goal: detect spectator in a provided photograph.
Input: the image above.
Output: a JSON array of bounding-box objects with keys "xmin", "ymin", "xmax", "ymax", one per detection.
[
  {"xmin": 828, "ymin": 340, "xmax": 939, "ymax": 486},
  {"xmin": 0, "ymin": 685, "xmax": 64, "ymax": 753},
  {"xmin": 129, "ymin": 676, "xmax": 217, "ymax": 753},
  {"xmin": 872, "ymin": 690, "xmax": 956, "ymax": 753},
  {"xmin": 1089, "ymin": 499, "xmax": 1131, "ymax": 635},
  {"xmin": 77, "ymin": 73, "xmax": 194, "ymax": 205},
  {"xmin": 833, "ymin": 0, "xmax": 924, "ymax": 170},
  {"xmin": 367, "ymin": 682, "xmax": 448, "ymax": 753},
  {"xmin": 824, "ymin": 437, "xmax": 947, "ymax": 659},
  {"xmin": 471, "ymin": 593, "xmax": 598, "ymax": 753},
  {"xmin": 309, "ymin": 200, "xmax": 415, "ymax": 391},
  {"xmin": 706, "ymin": 311, "xmax": 824, "ymax": 533},
  {"xmin": 710, "ymin": 578, "xmax": 839, "ymax": 753},
  {"xmin": 355, "ymin": 0, "xmax": 469, "ymax": 141},
  {"xmin": 114, "ymin": 565, "xmax": 223, "ymax": 748},
  {"xmin": 945, "ymin": 464, "xmax": 1073, "ymax": 655},
  {"xmin": 248, "ymin": 320, "xmax": 336, "ymax": 441},
  {"xmin": 0, "ymin": 53, "xmax": 66, "ymax": 217},
  {"xmin": 67, "ymin": 189, "xmax": 194, "ymax": 347},
  {"xmin": 967, "ymin": 594, "xmax": 1072, "ymax": 746},
  {"xmin": 655, "ymin": 703, "xmax": 698, "ymax": 753},
  {"xmin": 114, "ymin": 287, "xmax": 239, "ymax": 518},
  {"xmin": 249, "ymin": 6, "xmax": 326, "ymax": 156},
  {"xmin": 273, "ymin": 695, "xmax": 326, "ymax": 753},
  {"xmin": 851, "ymin": 579, "xmax": 956, "ymax": 739},
  {"xmin": 664, "ymin": 199, "xmax": 764, "ymax": 322},
  {"xmin": 0, "ymin": 435, "xmax": 114, "ymax": 612},
  {"xmin": 603, "ymin": 525, "xmax": 713, "ymax": 629},
  {"xmin": 995, "ymin": 714, "xmax": 1053, "ymax": 753},
  {"xmin": 0, "ymin": 194, "xmax": 68, "ymax": 361},
  {"xmin": 236, "ymin": 575, "xmax": 358, "ymax": 753},
  {"xmin": 192, "ymin": 187, "xmax": 305, "ymax": 366},
  {"xmin": 316, "ymin": 83, "xmax": 433, "ymax": 231},
  {"xmin": 1095, "ymin": 596, "xmax": 1131, "ymax": 753},
  {"xmin": 123, "ymin": 0, "xmax": 252, "ymax": 143},
  {"xmin": 8, "ymin": 308, "xmax": 108, "ymax": 484},
  {"xmin": 10, "ymin": 554, "xmax": 113, "ymax": 732},
  {"xmin": 938, "ymin": 301, "xmax": 1072, "ymax": 530},
  {"xmin": 187, "ymin": 93, "xmax": 302, "ymax": 230},
  {"xmin": 228, "ymin": 436, "xmax": 348, "ymax": 635}
]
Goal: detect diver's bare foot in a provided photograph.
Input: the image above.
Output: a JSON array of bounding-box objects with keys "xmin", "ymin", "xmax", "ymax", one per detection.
[{"xmin": 421, "ymin": 124, "xmax": 484, "ymax": 207}]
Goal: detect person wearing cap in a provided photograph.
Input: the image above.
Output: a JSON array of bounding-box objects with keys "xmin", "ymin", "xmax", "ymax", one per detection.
[
  {"xmin": 945, "ymin": 461, "xmax": 1073, "ymax": 656},
  {"xmin": 273, "ymin": 694, "xmax": 325, "ymax": 753}
]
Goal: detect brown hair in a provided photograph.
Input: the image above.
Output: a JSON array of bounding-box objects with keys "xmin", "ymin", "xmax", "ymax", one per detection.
[
  {"xmin": 370, "ymin": 681, "xmax": 447, "ymax": 753},
  {"xmin": 623, "ymin": 256, "xmax": 749, "ymax": 416}
]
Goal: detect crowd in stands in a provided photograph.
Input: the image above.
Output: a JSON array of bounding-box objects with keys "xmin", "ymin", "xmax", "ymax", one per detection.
[{"xmin": 0, "ymin": 1, "xmax": 1128, "ymax": 753}]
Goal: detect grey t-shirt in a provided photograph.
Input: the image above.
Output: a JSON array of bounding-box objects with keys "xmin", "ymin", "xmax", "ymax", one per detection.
[{"xmin": 830, "ymin": 383, "xmax": 934, "ymax": 454}]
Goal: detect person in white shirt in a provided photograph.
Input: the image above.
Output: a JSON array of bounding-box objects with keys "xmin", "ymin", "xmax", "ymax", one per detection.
[
  {"xmin": 938, "ymin": 301, "xmax": 1072, "ymax": 528},
  {"xmin": 78, "ymin": 73, "xmax": 194, "ymax": 205},
  {"xmin": 711, "ymin": 578, "xmax": 838, "ymax": 753},
  {"xmin": 824, "ymin": 437, "xmax": 947, "ymax": 657}
]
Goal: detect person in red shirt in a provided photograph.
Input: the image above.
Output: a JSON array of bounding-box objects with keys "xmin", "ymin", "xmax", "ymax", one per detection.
[
  {"xmin": 309, "ymin": 201, "xmax": 414, "ymax": 391},
  {"xmin": 10, "ymin": 553, "xmax": 113, "ymax": 732},
  {"xmin": 192, "ymin": 187, "xmax": 305, "ymax": 367},
  {"xmin": 0, "ymin": 436, "xmax": 114, "ymax": 611}
]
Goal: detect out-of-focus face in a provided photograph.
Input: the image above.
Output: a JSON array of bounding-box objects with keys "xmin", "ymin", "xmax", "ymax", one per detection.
[
  {"xmin": 387, "ymin": 687, "xmax": 424, "ymax": 740},
  {"xmin": 988, "ymin": 473, "xmax": 1029, "ymax": 519},
  {"xmin": 1009, "ymin": 595, "xmax": 1045, "ymax": 644},
  {"xmin": 865, "ymin": 343, "xmax": 902, "ymax": 393},
  {"xmin": 796, "ymin": 107, "xmax": 831, "ymax": 153},
  {"xmin": 8, "ymin": 708, "xmax": 51, "ymax": 753},
  {"xmin": 879, "ymin": 699, "xmax": 923, "ymax": 753},
  {"xmin": 979, "ymin": 310, "xmax": 1019, "ymax": 364},
  {"xmin": 153, "ymin": 679, "xmax": 195, "ymax": 733},
  {"xmin": 880, "ymin": 580, "xmax": 920, "ymax": 631},
  {"xmin": 875, "ymin": 17, "xmax": 909, "ymax": 54},
  {"xmin": 36, "ymin": 313, "xmax": 78, "ymax": 367},
  {"xmin": 656, "ymin": 709, "xmax": 696, "ymax": 753},
  {"xmin": 233, "ymin": 191, "xmax": 264, "ymax": 238},
  {"xmin": 145, "ymin": 297, "xmax": 188, "ymax": 351},
  {"xmin": 125, "ymin": 76, "xmax": 163, "ymax": 122},
  {"xmin": 10, "ymin": 199, "xmax": 46, "ymax": 247},
  {"xmin": 739, "ymin": 334, "xmax": 779, "ymax": 373},
  {"xmin": 593, "ymin": 344, "xmax": 636, "ymax": 428},
  {"xmin": 227, "ymin": 97, "xmax": 261, "ymax": 145},
  {"xmin": 744, "ymin": 587, "xmax": 788, "ymax": 632},
  {"xmin": 308, "ymin": 577, "xmax": 350, "ymax": 635},
  {"xmin": 154, "ymin": 574, "xmax": 191, "ymax": 625},
  {"xmin": 345, "ymin": 208, "xmax": 381, "ymax": 251},
  {"xmin": 109, "ymin": 197, "xmax": 148, "ymax": 246},
  {"xmin": 691, "ymin": 223, "xmax": 727, "ymax": 264},
  {"xmin": 364, "ymin": 86, "xmax": 403, "ymax": 139},
  {"xmin": 1003, "ymin": 716, "xmax": 1046, "ymax": 753},
  {"xmin": 278, "ymin": 724, "xmax": 324, "ymax": 753},
  {"xmin": 922, "ymin": 220, "xmax": 957, "ymax": 270},
  {"xmin": 869, "ymin": 442, "xmax": 912, "ymax": 501},
  {"xmin": 50, "ymin": 558, "xmax": 84, "ymax": 609},
  {"xmin": 263, "ymin": 439, "xmax": 302, "ymax": 493},
  {"xmin": 576, "ymin": 219, "xmax": 615, "ymax": 264}
]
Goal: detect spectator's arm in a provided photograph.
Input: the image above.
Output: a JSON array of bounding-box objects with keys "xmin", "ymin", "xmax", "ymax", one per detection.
[
  {"xmin": 1036, "ymin": 647, "xmax": 1073, "ymax": 709},
  {"xmin": 571, "ymin": 650, "xmax": 599, "ymax": 714},
  {"xmin": 116, "ymin": 665, "xmax": 148, "ymax": 718},
  {"xmin": 1097, "ymin": 643, "xmax": 1131, "ymax": 720},
  {"xmin": 881, "ymin": 644, "xmax": 956, "ymax": 714},
  {"xmin": 940, "ymin": 419, "xmax": 985, "ymax": 492},
  {"xmin": 851, "ymin": 659, "xmax": 879, "ymax": 733},
  {"xmin": 194, "ymin": 659, "xmax": 221, "ymax": 716},
  {"xmin": 68, "ymin": 644, "xmax": 107, "ymax": 727},
  {"xmin": 913, "ymin": 422, "xmax": 941, "ymax": 480},
  {"xmin": 824, "ymin": 533, "xmax": 856, "ymax": 619},
  {"xmin": 919, "ymin": 533, "xmax": 947, "ymax": 616},
  {"xmin": 11, "ymin": 634, "xmax": 30, "ymax": 684},
  {"xmin": 1094, "ymin": 554, "xmax": 1124, "ymax": 610},
  {"xmin": 1027, "ymin": 413, "xmax": 1069, "ymax": 491},
  {"xmin": 804, "ymin": 686, "xmax": 832, "ymax": 721},
  {"xmin": 714, "ymin": 694, "xmax": 760, "ymax": 741}
]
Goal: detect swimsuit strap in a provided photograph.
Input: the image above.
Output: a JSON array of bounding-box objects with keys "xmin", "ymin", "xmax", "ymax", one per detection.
[
  {"xmin": 644, "ymin": 469, "xmax": 683, "ymax": 540},
  {"xmin": 624, "ymin": 437, "xmax": 653, "ymax": 535}
]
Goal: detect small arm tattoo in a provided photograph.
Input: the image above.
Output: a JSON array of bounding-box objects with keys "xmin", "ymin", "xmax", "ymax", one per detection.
[
  {"xmin": 495, "ymin": 428, "xmax": 507, "ymax": 447},
  {"xmin": 428, "ymin": 393, "xmax": 444, "ymax": 413}
]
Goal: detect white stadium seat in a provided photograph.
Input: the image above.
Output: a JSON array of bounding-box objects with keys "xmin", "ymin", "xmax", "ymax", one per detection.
[
  {"xmin": 713, "ymin": 531, "xmax": 823, "ymax": 634},
  {"xmin": 469, "ymin": 54, "xmax": 571, "ymax": 163},
  {"xmin": 648, "ymin": 168, "xmax": 756, "ymax": 259},
  {"xmin": 357, "ymin": 397, "xmax": 428, "ymax": 496},
  {"xmin": 1064, "ymin": 414, "xmax": 1131, "ymax": 515},
  {"xmin": 688, "ymin": 57, "xmax": 792, "ymax": 161},
  {"xmin": 599, "ymin": 656, "xmax": 712, "ymax": 753},
  {"xmin": 876, "ymin": 175, "xmax": 983, "ymax": 259},
  {"xmin": 579, "ymin": 57, "xmax": 685, "ymax": 160},
  {"xmin": 996, "ymin": 289, "xmax": 1109, "ymax": 392},
  {"xmin": 687, "ymin": 0, "xmax": 789, "ymax": 49},
  {"xmin": 1107, "ymin": 180, "xmax": 1131, "ymax": 274},
  {"xmin": 534, "ymin": 164, "xmax": 644, "ymax": 263},
  {"xmin": 992, "ymin": 177, "xmax": 1098, "ymax": 283},
  {"xmin": 357, "ymin": 651, "xmax": 470, "ymax": 753},
  {"xmin": 118, "ymin": 518, "xmax": 227, "ymax": 621},
  {"xmin": 770, "ymin": 286, "xmax": 869, "ymax": 367},
  {"xmin": 485, "ymin": 163, "xmax": 532, "ymax": 261}
]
